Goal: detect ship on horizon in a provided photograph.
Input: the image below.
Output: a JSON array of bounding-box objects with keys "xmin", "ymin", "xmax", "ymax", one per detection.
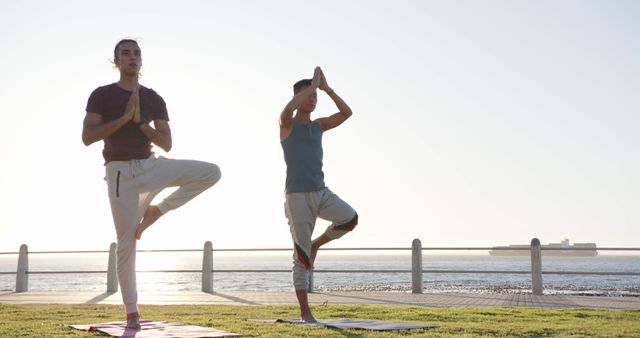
[{"xmin": 489, "ymin": 238, "xmax": 598, "ymax": 257}]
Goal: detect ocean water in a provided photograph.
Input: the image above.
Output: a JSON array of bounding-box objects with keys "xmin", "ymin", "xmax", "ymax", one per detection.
[{"xmin": 1, "ymin": 252, "xmax": 638, "ymax": 296}]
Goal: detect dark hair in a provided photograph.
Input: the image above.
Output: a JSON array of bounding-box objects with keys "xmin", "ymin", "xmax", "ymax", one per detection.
[
  {"xmin": 113, "ymin": 38, "xmax": 139, "ymax": 59},
  {"xmin": 293, "ymin": 79, "xmax": 312, "ymax": 94}
]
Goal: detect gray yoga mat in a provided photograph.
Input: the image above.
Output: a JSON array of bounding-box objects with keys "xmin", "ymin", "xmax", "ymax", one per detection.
[{"xmin": 249, "ymin": 318, "xmax": 438, "ymax": 330}]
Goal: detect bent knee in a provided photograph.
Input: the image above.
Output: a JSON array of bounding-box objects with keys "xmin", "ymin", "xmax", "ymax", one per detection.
[
  {"xmin": 325, "ymin": 213, "xmax": 358, "ymax": 240},
  {"xmin": 335, "ymin": 212, "xmax": 358, "ymax": 232},
  {"xmin": 204, "ymin": 163, "xmax": 221, "ymax": 186}
]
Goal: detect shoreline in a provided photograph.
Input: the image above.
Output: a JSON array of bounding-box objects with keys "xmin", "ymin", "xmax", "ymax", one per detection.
[
  {"xmin": 2, "ymin": 285, "xmax": 638, "ymax": 297},
  {"xmin": 309, "ymin": 284, "xmax": 640, "ymax": 297}
]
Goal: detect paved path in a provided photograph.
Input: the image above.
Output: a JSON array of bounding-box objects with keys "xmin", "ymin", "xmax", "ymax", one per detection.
[{"xmin": 1, "ymin": 291, "xmax": 638, "ymax": 309}]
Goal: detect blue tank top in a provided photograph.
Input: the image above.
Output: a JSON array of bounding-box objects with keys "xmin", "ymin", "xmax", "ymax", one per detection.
[{"xmin": 281, "ymin": 118, "xmax": 325, "ymax": 193}]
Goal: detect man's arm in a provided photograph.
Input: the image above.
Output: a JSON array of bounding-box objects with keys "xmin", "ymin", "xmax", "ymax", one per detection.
[
  {"xmin": 279, "ymin": 67, "xmax": 321, "ymax": 141},
  {"xmin": 138, "ymin": 120, "xmax": 172, "ymax": 152},
  {"xmin": 136, "ymin": 86, "xmax": 171, "ymax": 152},
  {"xmin": 82, "ymin": 90, "xmax": 137, "ymax": 146},
  {"xmin": 82, "ymin": 113, "xmax": 127, "ymax": 146},
  {"xmin": 316, "ymin": 69, "xmax": 353, "ymax": 132}
]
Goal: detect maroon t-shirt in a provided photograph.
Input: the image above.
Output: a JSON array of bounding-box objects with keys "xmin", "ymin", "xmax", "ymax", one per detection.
[{"xmin": 86, "ymin": 83, "xmax": 169, "ymax": 163}]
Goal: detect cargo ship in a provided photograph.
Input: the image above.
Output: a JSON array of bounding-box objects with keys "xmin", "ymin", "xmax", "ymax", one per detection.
[{"xmin": 489, "ymin": 239, "xmax": 597, "ymax": 256}]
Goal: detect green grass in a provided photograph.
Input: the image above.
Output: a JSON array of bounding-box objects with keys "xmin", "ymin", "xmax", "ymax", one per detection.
[{"xmin": 1, "ymin": 304, "xmax": 639, "ymax": 337}]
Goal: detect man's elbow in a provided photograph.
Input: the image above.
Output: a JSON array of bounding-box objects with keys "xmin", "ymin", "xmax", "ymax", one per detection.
[
  {"xmin": 161, "ymin": 142, "xmax": 172, "ymax": 152},
  {"xmin": 82, "ymin": 133, "xmax": 94, "ymax": 146}
]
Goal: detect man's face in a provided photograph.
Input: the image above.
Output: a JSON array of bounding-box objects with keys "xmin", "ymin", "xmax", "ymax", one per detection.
[
  {"xmin": 299, "ymin": 86, "xmax": 317, "ymax": 113},
  {"xmin": 115, "ymin": 42, "xmax": 142, "ymax": 76}
]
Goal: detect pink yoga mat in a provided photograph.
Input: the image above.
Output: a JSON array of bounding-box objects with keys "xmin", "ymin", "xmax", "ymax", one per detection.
[{"xmin": 69, "ymin": 320, "xmax": 241, "ymax": 338}]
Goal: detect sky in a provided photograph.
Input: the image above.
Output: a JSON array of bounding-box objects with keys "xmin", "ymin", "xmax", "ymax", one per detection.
[{"xmin": 0, "ymin": 0, "xmax": 638, "ymax": 253}]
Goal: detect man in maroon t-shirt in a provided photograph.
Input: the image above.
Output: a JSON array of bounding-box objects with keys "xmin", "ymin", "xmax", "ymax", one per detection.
[{"xmin": 82, "ymin": 39, "xmax": 221, "ymax": 329}]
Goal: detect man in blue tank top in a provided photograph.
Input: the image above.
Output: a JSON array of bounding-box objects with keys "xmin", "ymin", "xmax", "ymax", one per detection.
[{"xmin": 280, "ymin": 67, "xmax": 359, "ymax": 322}]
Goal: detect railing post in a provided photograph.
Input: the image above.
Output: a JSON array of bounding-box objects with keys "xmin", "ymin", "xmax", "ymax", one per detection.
[
  {"xmin": 107, "ymin": 242, "xmax": 118, "ymax": 292},
  {"xmin": 202, "ymin": 241, "xmax": 213, "ymax": 293},
  {"xmin": 412, "ymin": 238, "xmax": 423, "ymax": 293},
  {"xmin": 530, "ymin": 238, "xmax": 543, "ymax": 295},
  {"xmin": 16, "ymin": 244, "xmax": 28, "ymax": 292},
  {"xmin": 308, "ymin": 269, "xmax": 314, "ymax": 293}
]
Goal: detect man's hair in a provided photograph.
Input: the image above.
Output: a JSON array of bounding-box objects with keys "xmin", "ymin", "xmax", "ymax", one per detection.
[
  {"xmin": 293, "ymin": 79, "xmax": 312, "ymax": 94},
  {"xmin": 113, "ymin": 38, "xmax": 139, "ymax": 60}
]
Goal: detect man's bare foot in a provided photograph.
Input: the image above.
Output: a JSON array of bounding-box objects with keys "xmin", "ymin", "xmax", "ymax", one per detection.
[
  {"xmin": 295, "ymin": 289, "xmax": 317, "ymax": 323},
  {"xmin": 301, "ymin": 312, "xmax": 317, "ymax": 323},
  {"xmin": 135, "ymin": 206, "xmax": 162, "ymax": 240},
  {"xmin": 126, "ymin": 312, "xmax": 140, "ymax": 329}
]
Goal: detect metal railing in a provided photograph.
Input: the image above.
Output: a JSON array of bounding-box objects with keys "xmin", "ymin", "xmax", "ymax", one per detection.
[{"xmin": 1, "ymin": 238, "xmax": 639, "ymax": 295}]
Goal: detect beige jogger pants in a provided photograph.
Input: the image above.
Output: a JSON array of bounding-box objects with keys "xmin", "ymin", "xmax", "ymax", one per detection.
[{"xmin": 105, "ymin": 155, "xmax": 221, "ymax": 313}]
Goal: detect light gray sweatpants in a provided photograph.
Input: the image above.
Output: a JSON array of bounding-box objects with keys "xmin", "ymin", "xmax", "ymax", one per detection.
[
  {"xmin": 284, "ymin": 188, "xmax": 358, "ymax": 290},
  {"xmin": 105, "ymin": 155, "xmax": 221, "ymax": 313}
]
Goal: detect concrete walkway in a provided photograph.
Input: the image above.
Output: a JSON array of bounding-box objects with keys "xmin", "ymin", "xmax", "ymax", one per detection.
[{"xmin": 1, "ymin": 290, "xmax": 638, "ymax": 310}]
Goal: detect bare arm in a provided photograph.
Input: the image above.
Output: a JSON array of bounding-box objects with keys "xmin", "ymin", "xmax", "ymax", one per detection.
[
  {"xmin": 316, "ymin": 68, "xmax": 353, "ymax": 132},
  {"xmin": 81, "ymin": 112, "xmax": 128, "ymax": 146},
  {"xmin": 279, "ymin": 67, "xmax": 321, "ymax": 141},
  {"xmin": 139, "ymin": 120, "xmax": 172, "ymax": 152}
]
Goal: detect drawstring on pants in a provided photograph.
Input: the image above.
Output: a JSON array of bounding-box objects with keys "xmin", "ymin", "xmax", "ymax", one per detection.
[{"xmin": 130, "ymin": 159, "xmax": 145, "ymax": 177}]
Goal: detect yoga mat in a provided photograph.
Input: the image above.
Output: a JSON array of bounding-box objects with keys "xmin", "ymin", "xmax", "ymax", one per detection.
[
  {"xmin": 249, "ymin": 318, "xmax": 438, "ymax": 330},
  {"xmin": 69, "ymin": 320, "xmax": 241, "ymax": 337}
]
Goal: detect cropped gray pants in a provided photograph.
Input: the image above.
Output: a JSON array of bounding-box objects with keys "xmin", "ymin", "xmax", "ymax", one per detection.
[{"xmin": 284, "ymin": 188, "xmax": 358, "ymax": 290}]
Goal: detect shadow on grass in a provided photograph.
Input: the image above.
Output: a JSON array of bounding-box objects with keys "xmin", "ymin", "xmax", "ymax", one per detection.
[
  {"xmin": 210, "ymin": 292, "xmax": 261, "ymax": 305},
  {"xmin": 84, "ymin": 292, "xmax": 117, "ymax": 304}
]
